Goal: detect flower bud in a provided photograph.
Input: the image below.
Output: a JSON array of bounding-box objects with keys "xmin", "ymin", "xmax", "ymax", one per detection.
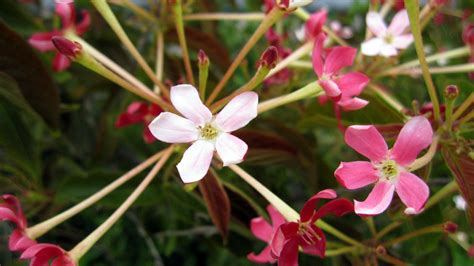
[
  {"xmin": 444, "ymin": 85, "xmax": 459, "ymax": 100},
  {"xmin": 375, "ymin": 245, "xmax": 386, "ymax": 255},
  {"xmin": 51, "ymin": 36, "xmax": 82, "ymax": 59},
  {"xmin": 259, "ymin": 46, "xmax": 279, "ymax": 69},
  {"xmin": 198, "ymin": 49, "xmax": 209, "ymax": 68},
  {"xmin": 442, "ymin": 221, "xmax": 458, "ymax": 234}
]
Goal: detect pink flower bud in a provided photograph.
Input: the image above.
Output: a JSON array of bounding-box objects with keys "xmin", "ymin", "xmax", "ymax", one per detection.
[
  {"xmin": 198, "ymin": 49, "xmax": 209, "ymax": 67},
  {"xmin": 51, "ymin": 36, "xmax": 82, "ymax": 58}
]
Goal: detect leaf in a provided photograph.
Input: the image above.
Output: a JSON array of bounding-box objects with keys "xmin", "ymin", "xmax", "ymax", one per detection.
[
  {"xmin": 198, "ymin": 169, "xmax": 231, "ymax": 241},
  {"xmin": 442, "ymin": 143, "xmax": 474, "ymax": 227},
  {"xmin": 0, "ymin": 20, "xmax": 60, "ymax": 128}
]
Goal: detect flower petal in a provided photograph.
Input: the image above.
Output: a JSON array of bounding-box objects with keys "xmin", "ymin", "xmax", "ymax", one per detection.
[
  {"xmin": 338, "ymin": 97, "xmax": 369, "ymax": 111},
  {"xmin": 215, "ymin": 133, "xmax": 247, "ymax": 166},
  {"xmin": 300, "ymin": 225, "xmax": 326, "ymax": 257},
  {"xmin": 312, "ymin": 33, "xmax": 326, "ymax": 77},
  {"xmin": 250, "ymin": 217, "xmax": 273, "ymax": 242},
  {"xmin": 271, "ymin": 222, "xmax": 298, "ymax": 257},
  {"xmin": 300, "ymin": 189, "xmax": 337, "ymax": 222},
  {"xmin": 391, "ymin": 116, "xmax": 433, "ymax": 166},
  {"xmin": 277, "ymin": 238, "xmax": 299, "ymax": 266},
  {"xmin": 345, "ymin": 125, "xmax": 388, "ymax": 162},
  {"xmin": 214, "ymin": 92, "xmax": 258, "ymax": 132},
  {"xmin": 366, "ymin": 11, "xmax": 387, "ymax": 37},
  {"xmin": 267, "ymin": 205, "xmax": 286, "ymax": 229},
  {"xmin": 247, "ymin": 246, "xmax": 276, "ymax": 264},
  {"xmin": 388, "ymin": 9, "xmax": 410, "ymax": 36},
  {"xmin": 148, "ymin": 112, "xmax": 199, "ymax": 143},
  {"xmin": 75, "ymin": 10, "xmax": 91, "ymax": 35},
  {"xmin": 380, "ymin": 44, "xmax": 398, "ymax": 57},
  {"xmin": 312, "ymin": 198, "xmax": 354, "ymax": 221},
  {"xmin": 52, "ymin": 53, "xmax": 71, "ymax": 72},
  {"xmin": 305, "ymin": 10, "xmax": 327, "ymax": 39},
  {"xmin": 323, "ymin": 46, "xmax": 357, "ymax": 75},
  {"xmin": 319, "ymin": 79, "xmax": 341, "ymax": 99},
  {"xmin": 55, "ymin": 2, "xmax": 75, "ymax": 29},
  {"xmin": 361, "ymin": 38, "xmax": 383, "ymax": 56},
  {"xmin": 115, "ymin": 102, "xmax": 148, "ymax": 127},
  {"xmin": 28, "ymin": 32, "xmax": 57, "ymax": 52},
  {"xmin": 170, "ymin": 84, "xmax": 212, "ymax": 126},
  {"xmin": 395, "ymin": 171, "xmax": 429, "ymax": 214},
  {"xmin": 392, "ymin": 34, "xmax": 414, "ymax": 49},
  {"xmin": 9, "ymin": 229, "xmax": 36, "ymax": 252},
  {"xmin": 337, "ymin": 72, "xmax": 370, "ymax": 98},
  {"xmin": 176, "ymin": 140, "xmax": 214, "ymax": 183},
  {"xmin": 334, "ymin": 161, "xmax": 379, "ymax": 189},
  {"xmin": 354, "ymin": 181, "xmax": 395, "ymax": 216}
]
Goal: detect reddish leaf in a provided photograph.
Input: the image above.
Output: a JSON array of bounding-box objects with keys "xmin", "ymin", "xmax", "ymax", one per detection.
[{"xmin": 198, "ymin": 170, "xmax": 231, "ymax": 241}]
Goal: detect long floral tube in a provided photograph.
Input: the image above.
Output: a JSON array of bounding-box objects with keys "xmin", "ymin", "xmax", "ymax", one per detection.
[{"xmin": 25, "ymin": 151, "xmax": 165, "ymax": 240}]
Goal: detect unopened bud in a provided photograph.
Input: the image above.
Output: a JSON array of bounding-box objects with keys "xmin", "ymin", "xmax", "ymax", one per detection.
[
  {"xmin": 444, "ymin": 85, "xmax": 459, "ymax": 100},
  {"xmin": 259, "ymin": 46, "xmax": 279, "ymax": 69},
  {"xmin": 52, "ymin": 36, "xmax": 82, "ymax": 58},
  {"xmin": 443, "ymin": 221, "xmax": 458, "ymax": 234},
  {"xmin": 375, "ymin": 245, "xmax": 386, "ymax": 255},
  {"xmin": 198, "ymin": 49, "xmax": 209, "ymax": 67}
]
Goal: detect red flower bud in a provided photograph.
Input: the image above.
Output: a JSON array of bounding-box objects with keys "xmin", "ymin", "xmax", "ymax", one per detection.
[
  {"xmin": 51, "ymin": 36, "xmax": 82, "ymax": 58},
  {"xmin": 198, "ymin": 49, "xmax": 209, "ymax": 67},
  {"xmin": 442, "ymin": 221, "xmax": 458, "ymax": 234},
  {"xmin": 259, "ymin": 46, "xmax": 279, "ymax": 69},
  {"xmin": 444, "ymin": 85, "xmax": 459, "ymax": 100}
]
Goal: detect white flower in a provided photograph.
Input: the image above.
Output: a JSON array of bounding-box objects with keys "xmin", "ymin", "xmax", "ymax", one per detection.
[
  {"xmin": 149, "ymin": 84, "xmax": 258, "ymax": 183},
  {"xmin": 453, "ymin": 195, "xmax": 466, "ymax": 211},
  {"xmin": 361, "ymin": 9, "xmax": 414, "ymax": 57}
]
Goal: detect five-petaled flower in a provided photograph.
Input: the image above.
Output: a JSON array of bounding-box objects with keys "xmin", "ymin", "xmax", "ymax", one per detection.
[
  {"xmin": 312, "ymin": 33, "xmax": 370, "ymax": 110},
  {"xmin": 361, "ymin": 9, "xmax": 413, "ymax": 57},
  {"xmin": 149, "ymin": 84, "xmax": 258, "ymax": 183},
  {"xmin": 335, "ymin": 116, "xmax": 433, "ymax": 216},
  {"xmin": 116, "ymin": 102, "xmax": 163, "ymax": 144},
  {"xmin": 0, "ymin": 195, "xmax": 36, "ymax": 253},
  {"xmin": 21, "ymin": 243, "xmax": 76, "ymax": 266},
  {"xmin": 270, "ymin": 189, "xmax": 353, "ymax": 265},
  {"xmin": 28, "ymin": 0, "xmax": 90, "ymax": 71},
  {"xmin": 248, "ymin": 205, "xmax": 286, "ymax": 264}
]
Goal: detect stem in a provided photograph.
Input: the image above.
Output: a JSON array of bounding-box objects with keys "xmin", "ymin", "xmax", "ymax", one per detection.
[
  {"xmin": 451, "ymin": 93, "xmax": 474, "ymax": 122},
  {"xmin": 257, "ymin": 82, "xmax": 323, "ymax": 114},
  {"xmin": 90, "ymin": 0, "xmax": 169, "ymax": 97},
  {"xmin": 325, "ymin": 246, "xmax": 361, "ymax": 256},
  {"xmin": 408, "ymin": 135, "xmax": 439, "ymax": 171},
  {"xmin": 368, "ymin": 84, "xmax": 407, "ymax": 117},
  {"xmin": 424, "ymin": 180, "xmax": 458, "ymax": 210},
  {"xmin": 393, "ymin": 63, "xmax": 474, "ymax": 75},
  {"xmin": 154, "ymin": 31, "xmax": 165, "ymax": 93},
  {"xmin": 375, "ymin": 220, "xmax": 403, "ymax": 240},
  {"xmin": 183, "ymin": 13, "xmax": 265, "ymax": 21},
  {"xmin": 405, "ymin": 0, "xmax": 441, "ymax": 122},
  {"xmin": 382, "ymin": 223, "xmax": 444, "ymax": 247},
  {"xmin": 25, "ymin": 151, "xmax": 164, "ymax": 240},
  {"xmin": 265, "ymin": 41, "xmax": 313, "ymax": 81},
  {"xmin": 171, "ymin": 0, "xmax": 194, "ymax": 85},
  {"xmin": 206, "ymin": 7, "xmax": 285, "ymax": 105},
  {"xmin": 112, "ymin": 0, "xmax": 159, "ymax": 23},
  {"xmin": 69, "ymin": 146, "xmax": 174, "ymax": 262},
  {"xmin": 458, "ymin": 111, "xmax": 474, "ymax": 126}
]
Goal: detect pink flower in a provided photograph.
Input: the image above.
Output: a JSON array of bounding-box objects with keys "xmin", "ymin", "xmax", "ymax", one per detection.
[
  {"xmin": 312, "ymin": 33, "xmax": 370, "ymax": 110},
  {"xmin": 247, "ymin": 205, "xmax": 286, "ymax": 264},
  {"xmin": 335, "ymin": 116, "xmax": 433, "ymax": 216},
  {"xmin": 361, "ymin": 10, "xmax": 413, "ymax": 57},
  {"xmin": 305, "ymin": 10, "xmax": 327, "ymax": 40},
  {"xmin": 28, "ymin": 1, "xmax": 90, "ymax": 71},
  {"xmin": 270, "ymin": 190, "xmax": 353, "ymax": 265},
  {"xmin": 20, "ymin": 243, "xmax": 76, "ymax": 266},
  {"xmin": 329, "ymin": 21, "xmax": 353, "ymax": 39},
  {"xmin": 148, "ymin": 85, "xmax": 258, "ymax": 183},
  {"xmin": 0, "ymin": 195, "xmax": 36, "ymax": 252},
  {"xmin": 116, "ymin": 102, "xmax": 163, "ymax": 144}
]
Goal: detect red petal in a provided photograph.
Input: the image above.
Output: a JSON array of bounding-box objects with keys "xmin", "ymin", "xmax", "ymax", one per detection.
[
  {"xmin": 300, "ymin": 189, "xmax": 337, "ymax": 222},
  {"xmin": 300, "ymin": 225, "xmax": 326, "ymax": 258},
  {"xmin": 277, "ymin": 238, "xmax": 299, "ymax": 266},
  {"xmin": 312, "ymin": 199, "xmax": 354, "ymax": 221}
]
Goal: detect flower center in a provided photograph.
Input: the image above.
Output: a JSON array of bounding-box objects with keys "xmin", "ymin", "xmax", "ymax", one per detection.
[
  {"xmin": 199, "ymin": 123, "xmax": 219, "ymax": 140},
  {"xmin": 297, "ymin": 221, "xmax": 321, "ymax": 245},
  {"xmin": 378, "ymin": 160, "xmax": 399, "ymax": 181},
  {"xmin": 384, "ymin": 34, "xmax": 394, "ymax": 44}
]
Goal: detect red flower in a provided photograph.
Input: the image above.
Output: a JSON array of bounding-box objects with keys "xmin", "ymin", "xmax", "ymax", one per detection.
[
  {"xmin": 0, "ymin": 195, "xmax": 36, "ymax": 252},
  {"xmin": 116, "ymin": 102, "xmax": 163, "ymax": 144},
  {"xmin": 28, "ymin": 1, "xmax": 90, "ymax": 71},
  {"xmin": 248, "ymin": 205, "xmax": 286, "ymax": 264},
  {"xmin": 270, "ymin": 190, "xmax": 353, "ymax": 265},
  {"xmin": 20, "ymin": 243, "xmax": 76, "ymax": 266}
]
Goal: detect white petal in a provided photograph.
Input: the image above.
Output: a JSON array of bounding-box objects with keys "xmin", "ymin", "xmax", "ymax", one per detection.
[
  {"xmin": 215, "ymin": 92, "xmax": 258, "ymax": 132},
  {"xmin": 388, "ymin": 10, "xmax": 410, "ymax": 36},
  {"xmin": 392, "ymin": 34, "xmax": 414, "ymax": 49},
  {"xmin": 148, "ymin": 112, "xmax": 199, "ymax": 143},
  {"xmin": 170, "ymin": 84, "xmax": 212, "ymax": 126},
  {"xmin": 216, "ymin": 133, "xmax": 248, "ymax": 166},
  {"xmin": 380, "ymin": 44, "xmax": 398, "ymax": 57},
  {"xmin": 366, "ymin": 12, "xmax": 387, "ymax": 37},
  {"xmin": 361, "ymin": 38, "xmax": 383, "ymax": 56},
  {"xmin": 177, "ymin": 140, "xmax": 215, "ymax": 183}
]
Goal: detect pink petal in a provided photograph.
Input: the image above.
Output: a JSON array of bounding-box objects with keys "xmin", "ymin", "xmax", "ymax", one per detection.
[
  {"xmin": 337, "ymin": 72, "xmax": 370, "ymax": 97},
  {"xmin": 247, "ymin": 246, "xmax": 276, "ymax": 264},
  {"xmin": 361, "ymin": 38, "xmax": 383, "ymax": 56},
  {"xmin": 115, "ymin": 102, "xmax": 148, "ymax": 127},
  {"xmin": 176, "ymin": 140, "xmax": 214, "ymax": 183},
  {"xmin": 395, "ymin": 171, "xmax": 429, "ymax": 214},
  {"xmin": 312, "ymin": 198, "xmax": 354, "ymax": 221},
  {"xmin": 392, "ymin": 34, "xmax": 414, "ymax": 49},
  {"xmin": 305, "ymin": 10, "xmax": 327, "ymax": 39},
  {"xmin": 334, "ymin": 161, "xmax": 378, "ymax": 189},
  {"xmin": 75, "ymin": 10, "xmax": 91, "ymax": 35},
  {"xmin": 215, "ymin": 133, "xmax": 247, "ymax": 166},
  {"xmin": 319, "ymin": 79, "xmax": 341, "ymax": 99},
  {"xmin": 311, "ymin": 33, "xmax": 326, "ymax": 77},
  {"xmin": 388, "ymin": 9, "xmax": 410, "ymax": 36},
  {"xmin": 277, "ymin": 238, "xmax": 299, "ymax": 266},
  {"xmin": 20, "ymin": 244, "xmax": 61, "ymax": 259},
  {"xmin": 142, "ymin": 127, "xmax": 157, "ymax": 144},
  {"xmin": 366, "ymin": 11, "xmax": 387, "ymax": 37},
  {"xmin": 380, "ymin": 44, "xmax": 398, "ymax": 57},
  {"xmin": 52, "ymin": 53, "xmax": 71, "ymax": 72},
  {"xmin": 338, "ymin": 97, "xmax": 369, "ymax": 111},
  {"xmin": 214, "ymin": 92, "xmax": 258, "ymax": 132},
  {"xmin": 267, "ymin": 205, "xmax": 286, "ymax": 229},
  {"xmin": 28, "ymin": 32, "xmax": 57, "ymax": 52},
  {"xmin": 300, "ymin": 189, "xmax": 337, "ymax": 222},
  {"xmin": 9, "ymin": 229, "xmax": 36, "ymax": 252},
  {"xmin": 250, "ymin": 217, "xmax": 273, "ymax": 242},
  {"xmin": 170, "ymin": 84, "xmax": 212, "ymax": 126},
  {"xmin": 55, "ymin": 2, "xmax": 75, "ymax": 29},
  {"xmin": 354, "ymin": 181, "xmax": 395, "ymax": 216},
  {"xmin": 0, "ymin": 207, "xmax": 19, "ymax": 224},
  {"xmin": 148, "ymin": 112, "xmax": 199, "ymax": 143},
  {"xmin": 345, "ymin": 125, "xmax": 388, "ymax": 162},
  {"xmin": 323, "ymin": 46, "xmax": 357, "ymax": 75},
  {"xmin": 391, "ymin": 116, "xmax": 433, "ymax": 166}
]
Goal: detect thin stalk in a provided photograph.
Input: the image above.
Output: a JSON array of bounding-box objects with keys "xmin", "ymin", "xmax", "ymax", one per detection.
[
  {"xmin": 377, "ymin": 254, "xmax": 407, "ymax": 266},
  {"xmin": 392, "ymin": 63, "xmax": 474, "ymax": 75},
  {"xmin": 382, "ymin": 223, "xmax": 444, "ymax": 247},
  {"xmin": 171, "ymin": 0, "xmax": 194, "ymax": 85},
  {"xmin": 452, "ymin": 93, "xmax": 474, "ymax": 122},
  {"xmin": 458, "ymin": 111, "xmax": 474, "ymax": 126},
  {"xmin": 325, "ymin": 246, "xmax": 361, "ymax": 257},
  {"xmin": 405, "ymin": 0, "xmax": 441, "ymax": 122},
  {"xmin": 265, "ymin": 41, "xmax": 313, "ymax": 80},
  {"xmin": 375, "ymin": 220, "xmax": 403, "ymax": 240},
  {"xmin": 69, "ymin": 146, "xmax": 174, "ymax": 262},
  {"xmin": 112, "ymin": 0, "xmax": 159, "ymax": 23},
  {"xmin": 183, "ymin": 13, "xmax": 265, "ymax": 21},
  {"xmin": 369, "ymin": 84, "xmax": 407, "ymax": 116},
  {"xmin": 155, "ymin": 31, "xmax": 165, "ymax": 93},
  {"xmin": 206, "ymin": 7, "xmax": 286, "ymax": 105},
  {"xmin": 25, "ymin": 151, "xmax": 164, "ymax": 240},
  {"xmin": 90, "ymin": 0, "xmax": 169, "ymax": 97}
]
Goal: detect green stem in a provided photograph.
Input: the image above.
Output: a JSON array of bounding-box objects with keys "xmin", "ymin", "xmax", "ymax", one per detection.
[
  {"xmin": 452, "ymin": 93, "xmax": 474, "ymax": 122},
  {"xmin": 183, "ymin": 13, "xmax": 265, "ymax": 21},
  {"xmin": 171, "ymin": 0, "xmax": 194, "ymax": 85},
  {"xmin": 405, "ymin": 0, "xmax": 441, "ymax": 122},
  {"xmin": 325, "ymin": 246, "xmax": 361, "ymax": 256},
  {"xmin": 394, "ymin": 63, "xmax": 474, "ymax": 75},
  {"xmin": 382, "ymin": 223, "xmax": 444, "ymax": 247},
  {"xmin": 424, "ymin": 180, "xmax": 458, "ymax": 210}
]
